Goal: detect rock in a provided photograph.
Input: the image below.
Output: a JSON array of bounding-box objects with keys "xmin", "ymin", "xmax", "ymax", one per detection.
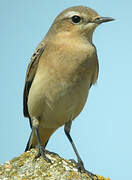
[{"xmin": 0, "ymin": 149, "xmax": 110, "ymax": 180}]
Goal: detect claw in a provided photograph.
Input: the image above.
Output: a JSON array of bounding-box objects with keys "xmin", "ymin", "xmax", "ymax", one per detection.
[
  {"xmin": 44, "ymin": 149, "xmax": 60, "ymax": 157},
  {"xmin": 70, "ymin": 159, "xmax": 98, "ymax": 180},
  {"xmin": 35, "ymin": 145, "xmax": 52, "ymax": 163}
]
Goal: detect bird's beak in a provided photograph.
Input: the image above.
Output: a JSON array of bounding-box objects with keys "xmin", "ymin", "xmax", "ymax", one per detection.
[{"xmin": 94, "ymin": 17, "xmax": 115, "ymax": 24}]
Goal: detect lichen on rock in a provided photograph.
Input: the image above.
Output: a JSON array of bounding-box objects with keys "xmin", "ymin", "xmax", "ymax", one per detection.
[{"xmin": 0, "ymin": 149, "xmax": 110, "ymax": 180}]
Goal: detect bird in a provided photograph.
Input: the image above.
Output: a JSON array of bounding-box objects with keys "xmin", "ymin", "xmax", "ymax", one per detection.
[{"xmin": 23, "ymin": 5, "xmax": 114, "ymax": 178}]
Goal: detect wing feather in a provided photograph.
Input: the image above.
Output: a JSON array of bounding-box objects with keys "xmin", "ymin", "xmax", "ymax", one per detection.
[{"xmin": 23, "ymin": 42, "xmax": 45, "ymax": 118}]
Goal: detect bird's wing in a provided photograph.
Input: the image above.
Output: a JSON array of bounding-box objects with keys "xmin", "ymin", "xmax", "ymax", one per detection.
[
  {"xmin": 23, "ymin": 41, "xmax": 45, "ymax": 118},
  {"xmin": 91, "ymin": 45, "xmax": 99, "ymax": 86}
]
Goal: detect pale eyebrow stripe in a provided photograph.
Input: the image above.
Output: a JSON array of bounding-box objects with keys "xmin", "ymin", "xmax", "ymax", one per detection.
[{"xmin": 64, "ymin": 11, "xmax": 80, "ymax": 18}]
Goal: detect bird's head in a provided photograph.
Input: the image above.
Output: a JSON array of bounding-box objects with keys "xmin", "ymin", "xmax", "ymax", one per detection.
[{"xmin": 47, "ymin": 6, "xmax": 114, "ymax": 43}]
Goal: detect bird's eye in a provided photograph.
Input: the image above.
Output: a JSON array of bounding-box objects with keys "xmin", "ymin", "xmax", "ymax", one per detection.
[{"xmin": 72, "ymin": 15, "xmax": 81, "ymax": 24}]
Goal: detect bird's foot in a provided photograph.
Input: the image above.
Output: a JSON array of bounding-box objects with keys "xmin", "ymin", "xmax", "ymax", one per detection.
[
  {"xmin": 35, "ymin": 145, "xmax": 52, "ymax": 163},
  {"xmin": 70, "ymin": 159, "xmax": 98, "ymax": 180},
  {"xmin": 44, "ymin": 149, "xmax": 60, "ymax": 157}
]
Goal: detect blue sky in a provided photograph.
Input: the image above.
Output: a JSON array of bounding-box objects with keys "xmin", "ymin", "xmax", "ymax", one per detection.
[{"xmin": 0, "ymin": 0, "xmax": 132, "ymax": 179}]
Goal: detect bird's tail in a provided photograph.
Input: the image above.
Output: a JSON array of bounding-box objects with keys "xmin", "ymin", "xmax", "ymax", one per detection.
[{"xmin": 25, "ymin": 127, "xmax": 56, "ymax": 152}]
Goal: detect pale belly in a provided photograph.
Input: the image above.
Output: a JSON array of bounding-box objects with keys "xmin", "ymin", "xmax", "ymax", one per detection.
[
  {"xmin": 28, "ymin": 73, "xmax": 91, "ymax": 129},
  {"xmin": 41, "ymin": 85, "xmax": 89, "ymax": 128}
]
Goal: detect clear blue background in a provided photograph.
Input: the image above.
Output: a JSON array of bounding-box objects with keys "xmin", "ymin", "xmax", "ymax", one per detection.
[{"xmin": 0, "ymin": 1, "xmax": 131, "ymax": 179}]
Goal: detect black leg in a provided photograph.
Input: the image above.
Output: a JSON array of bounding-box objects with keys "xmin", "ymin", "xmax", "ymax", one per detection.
[
  {"xmin": 32, "ymin": 117, "xmax": 51, "ymax": 163},
  {"xmin": 64, "ymin": 120, "xmax": 98, "ymax": 180},
  {"xmin": 64, "ymin": 121, "xmax": 83, "ymax": 165}
]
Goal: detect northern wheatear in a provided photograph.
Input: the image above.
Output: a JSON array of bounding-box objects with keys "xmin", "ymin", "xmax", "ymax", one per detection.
[{"xmin": 23, "ymin": 6, "xmax": 114, "ymax": 178}]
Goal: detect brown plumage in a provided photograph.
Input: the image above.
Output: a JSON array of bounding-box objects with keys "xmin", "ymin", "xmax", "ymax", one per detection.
[{"xmin": 23, "ymin": 6, "xmax": 114, "ymax": 177}]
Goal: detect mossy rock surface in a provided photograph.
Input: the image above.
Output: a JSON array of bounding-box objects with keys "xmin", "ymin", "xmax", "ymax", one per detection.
[{"xmin": 0, "ymin": 149, "xmax": 110, "ymax": 180}]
